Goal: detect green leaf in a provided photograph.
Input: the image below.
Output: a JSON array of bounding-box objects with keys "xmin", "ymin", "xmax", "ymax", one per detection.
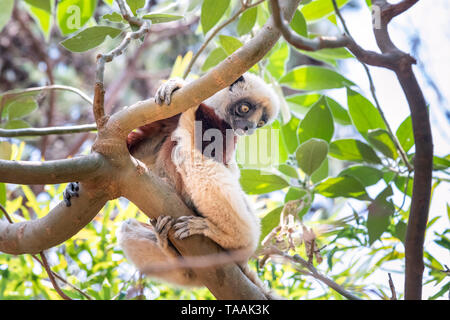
[
  {"xmin": 0, "ymin": 0, "xmax": 14, "ymax": 32},
  {"xmin": 126, "ymin": 0, "xmax": 145, "ymax": 15},
  {"xmin": 286, "ymin": 94, "xmax": 351, "ymax": 125},
  {"xmin": 201, "ymin": 47, "xmax": 227, "ymax": 72},
  {"xmin": 25, "ymin": 0, "xmax": 53, "ymax": 39},
  {"xmin": 102, "ymin": 12, "xmax": 125, "ymax": 23},
  {"xmin": 301, "ymin": 0, "xmax": 350, "ymax": 22},
  {"xmin": 280, "ymin": 66, "xmax": 354, "ymax": 91},
  {"xmin": 239, "ymin": 169, "xmax": 289, "ymax": 194},
  {"xmin": 338, "ymin": 165, "xmax": 383, "ymax": 187},
  {"xmin": 310, "ymin": 157, "xmax": 328, "ymax": 184},
  {"xmin": 329, "ymin": 139, "xmax": 382, "ymax": 164},
  {"xmin": 284, "ymin": 187, "xmax": 307, "ymax": 202},
  {"xmin": 237, "ymin": 6, "xmax": 257, "ymax": 36},
  {"xmin": 278, "ymin": 164, "xmax": 299, "ymax": 179},
  {"xmin": 60, "ymin": 26, "xmax": 122, "ymax": 52},
  {"xmin": 218, "ymin": 35, "xmax": 243, "ymax": 55},
  {"xmin": 260, "ymin": 206, "xmax": 283, "ymax": 243},
  {"xmin": 347, "ymin": 88, "xmax": 387, "ymax": 139},
  {"xmin": 0, "ymin": 183, "xmax": 6, "ymax": 207},
  {"xmin": 290, "ymin": 10, "xmax": 307, "ymax": 37},
  {"xmin": 298, "ymin": 96, "xmax": 334, "ymax": 143},
  {"xmin": 393, "ymin": 221, "xmax": 407, "ymax": 244},
  {"xmin": 6, "ymin": 97, "xmax": 38, "ymax": 120},
  {"xmin": 367, "ymin": 186, "xmax": 395, "ymax": 245},
  {"xmin": 25, "ymin": 0, "xmax": 51, "ymax": 12},
  {"xmin": 280, "ymin": 115, "xmax": 300, "ymax": 154},
  {"xmin": 396, "ymin": 115, "xmax": 414, "ymax": 152},
  {"xmin": 394, "ymin": 175, "xmax": 413, "ymax": 197},
  {"xmin": 201, "ymin": 0, "xmax": 230, "ymax": 34},
  {"xmin": 266, "ymin": 41, "xmax": 289, "ymax": 80},
  {"xmin": 298, "ymin": 47, "xmax": 353, "ymax": 65},
  {"xmin": 142, "ymin": 13, "xmax": 184, "ymax": 24},
  {"xmin": 433, "ymin": 155, "xmax": 450, "ymax": 171},
  {"xmin": 3, "ymin": 119, "xmax": 31, "ymax": 130},
  {"xmin": 57, "ymin": 0, "xmax": 98, "ymax": 35},
  {"xmin": 315, "ymin": 176, "xmax": 368, "ymax": 200},
  {"xmin": 367, "ymin": 129, "xmax": 398, "ymax": 159},
  {"xmin": 296, "ymin": 138, "xmax": 329, "ymax": 176}
]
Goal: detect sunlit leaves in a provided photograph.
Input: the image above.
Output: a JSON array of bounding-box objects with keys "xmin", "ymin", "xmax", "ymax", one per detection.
[
  {"xmin": 367, "ymin": 186, "xmax": 395, "ymax": 245},
  {"xmin": 280, "ymin": 66, "xmax": 354, "ymax": 91},
  {"xmin": 218, "ymin": 35, "xmax": 243, "ymax": 55},
  {"xmin": 329, "ymin": 139, "xmax": 381, "ymax": 164},
  {"xmin": 60, "ymin": 26, "xmax": 122, "ymax": 52},
  {"xmin": 301, "ymin": 0, "xmax": 350, "ymax": 22},
  {"xmin": 367, "ymin": 129, "xmax": 398, "ymax": 159},
  {"xmin": 338, "ymin": 165, "xmax": 383, "ymax": 187},
  {"xmin": 295, "ymin": 138, "xmax": 328, "ymax": 176},
  {"xmin": 239, "ymin": 169, "xmax": 289, "ymax": 194},
  {"xmin": 347, "ymin": 88, "xmax": 386, "ymax": 139},
  {"xmin": 396, "ymin": 115, "xmax": 414, "ymax": 152},
  {"xmin": 260, "ymin": 206, "xmax": 283, "ymax": 243},
  {"xmin": 201, "ymin": 0, "xmax": 230, "ymax": 34},
  {"xmin": 237, "ymin": 6, "xmax": 257, "ymax": 36},
  {"xmin": 290, "ymin": 10, "xmax": 307, "ymax": 37},
  {"xmin": 297, "ymin": 96, "xmax": 334, "ymax": 143},
  {"xmin": 126, "ymin": 0, "xmax": 145, "ymax": 15},
  {"xmin": 57, "ymin": 0, "xmax": 98, "ymax": 35},
  {"xmin": 5, "ymin": 97, "xmax": 38, "ymax": 120},
  {"xmin": 24, "ymin": 0, "xmax": 53, "ymax": 39},
  {"xmin": 142, "ymin": 13, "xmax": 184, "ymax": 24},
  {"xmin": 315, "ymin": 176, "xmax": 368, "ymax": 200},
  {"xmin": 201, "ymin": 47, "xmax": 227, "ymax": 71},
  {"xmin": 286, "ymin": 94, "xmax": 351, "ymax": 125}
]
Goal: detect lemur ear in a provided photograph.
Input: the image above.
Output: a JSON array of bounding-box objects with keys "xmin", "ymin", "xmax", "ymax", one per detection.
[{"xmin": 229, "ymin": 75, "xmax": 245, "ymax": 91}]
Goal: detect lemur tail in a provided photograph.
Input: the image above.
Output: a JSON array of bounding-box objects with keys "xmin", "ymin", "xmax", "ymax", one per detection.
[{"xmin": 238, "ymin": 263, "xmax": 283, "ymax": 300}]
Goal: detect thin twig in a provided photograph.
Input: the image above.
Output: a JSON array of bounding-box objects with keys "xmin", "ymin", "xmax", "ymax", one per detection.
[
  {"xmin": 261, "ymin": 246, "xmax": 363, "ymax": 300},
  {"xmin": 331, "ymin": 0, "xmax": 413, "ymax": 172},
  {"xmin": 39, "ymin": 251, "xmax": 72, "ymax": 300},
  {"xmin": 0, "ymin": 123, "xmax": 97, "ymax": 137},
  {"xmin": 388, "ymin": 273, "xmax": 397, "ymax": 300},
  {"xmin": 1, "ymin": 203, "xmax": 92, "ymax": 300}
]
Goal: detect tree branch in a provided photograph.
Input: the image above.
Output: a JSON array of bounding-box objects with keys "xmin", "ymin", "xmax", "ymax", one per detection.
[
  {"xmin": 0, "ymin": 123, "xmax": 97, "ymax": 137},
  {"xmin": 0, "ymin": 153, "xmax": 105, "ymax": 184},
  {"xmin": 0, "ymin": 182, "xmax": 109, "ymax": 254}
]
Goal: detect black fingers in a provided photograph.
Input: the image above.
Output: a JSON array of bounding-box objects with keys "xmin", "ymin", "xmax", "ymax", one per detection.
[{"xmin": 63, "ymin": 182, "xmax": 79, "ymax": 207}]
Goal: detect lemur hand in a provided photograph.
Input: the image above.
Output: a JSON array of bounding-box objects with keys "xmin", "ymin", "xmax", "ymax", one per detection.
[
  {"xmin": 154, "ymin": 78, "xmax": 185, "ymax": 106},
  {"xmin": 63, "ymin": 182, "xmax": 79, "ymax": 207}
]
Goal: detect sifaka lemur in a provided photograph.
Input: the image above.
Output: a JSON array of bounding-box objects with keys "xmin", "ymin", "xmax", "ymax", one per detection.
[{"xmin": 64, "ymin": 73, "xmax": 280, "ymax": 296}]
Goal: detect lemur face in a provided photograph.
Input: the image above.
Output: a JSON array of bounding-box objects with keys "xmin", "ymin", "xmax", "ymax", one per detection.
[{"xmin": 224, "ymin": 74, "xmax": 279, "ymax": 136}]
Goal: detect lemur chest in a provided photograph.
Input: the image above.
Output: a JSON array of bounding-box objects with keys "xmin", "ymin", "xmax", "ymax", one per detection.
[{"xmin": 193, "ymin": 103, "xmax": 238, "ymax": 165}]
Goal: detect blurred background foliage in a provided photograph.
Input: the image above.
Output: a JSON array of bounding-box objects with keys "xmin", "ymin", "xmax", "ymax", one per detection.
[{"xmin": 0, "ymin": 0, "xmax": 448, "ymax": 300}]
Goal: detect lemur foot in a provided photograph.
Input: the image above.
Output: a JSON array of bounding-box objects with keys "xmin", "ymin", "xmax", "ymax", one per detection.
[
  {"xmin": 173, "ymin": 216, "xmax": 207, "ymax": 240},
  {"xmin": 63, "ymin": 182, "xmax": 79, "ymax": 207},
  {"xmin": 154, "ymin": 78, "xmax": 185, "ymax": 106},
  {"xmin": 150, "ymin": 215, "xmax": 174, "ymax": 250}
]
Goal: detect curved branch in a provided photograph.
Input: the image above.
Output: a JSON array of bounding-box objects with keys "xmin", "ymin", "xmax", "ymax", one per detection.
[
  {"xmin": 0, "ymin": 153, "xmax": 106, "ymax": 185},
  {"xmin": 0, "ymin": 183, "xmax": 109, "ymax": 254}
]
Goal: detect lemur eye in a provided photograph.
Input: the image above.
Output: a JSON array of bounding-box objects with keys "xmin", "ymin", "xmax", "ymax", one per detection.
[
  {"xmin": 257, "ymin": 120, "xmax": 266, "ymax": 127},
  {"xmin": 239, "ymin": 104, "xmax": 250, "ymax": 113}
]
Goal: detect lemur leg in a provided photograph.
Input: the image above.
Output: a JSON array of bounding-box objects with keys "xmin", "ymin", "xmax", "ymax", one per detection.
[
  {"xmin": 63, "ymin": 182, "xmax": 79, "ymax": 207},
  {"xmin": 117, "ymin": 216, "xmax": 200, "ymax": 286},
  {"xmin": 154, "ymin": 78, "xmax": 185, "ymax": 106}
]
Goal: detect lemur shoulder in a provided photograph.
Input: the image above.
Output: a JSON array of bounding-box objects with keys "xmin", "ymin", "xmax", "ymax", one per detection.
[{"xmin": 64, "ymin": 73, "xmax": 280, "ymax": 296}]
